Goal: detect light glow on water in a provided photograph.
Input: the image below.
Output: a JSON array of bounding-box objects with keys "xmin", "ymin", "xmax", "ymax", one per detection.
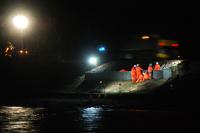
[{"xmin": 0, "ymin": 106, "xmax": 44, "ymax": 133}]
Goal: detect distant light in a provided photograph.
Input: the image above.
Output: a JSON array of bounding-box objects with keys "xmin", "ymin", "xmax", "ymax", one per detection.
[
  {"xmin": 19, "ymin": 50, "xmax": 23, "ymax": 54},
  {"xmin": 171, "ymin": 43, "xmax": 179, "ymax": 47},
  {"xmin": 5, "ymin": 48, "xmax": 9, "ymax": 52},
  {"xmin": 159, "ymin": 42, "xmax": 166, "ymax": 47},
  {"xmin": 141, "ymin": 35, "xmax": 150, "ymax": 40},
  {"xmin": 178, "ymin": 56, "xmax": 180, "ymax": 58},
  {"xmin": 88, "ymin": 57, "xmax": 98, "ymax": 65},
  {"xmin": 98, "ymin": 47, "xmax": 106, "ymax": 52},
  {"xmin": 12, "ymin": 15, "xmax": 29, "ymax": 30},
  {"xmin": 156, "ymin": 53, "xmax": 169, "ymax": 58}
]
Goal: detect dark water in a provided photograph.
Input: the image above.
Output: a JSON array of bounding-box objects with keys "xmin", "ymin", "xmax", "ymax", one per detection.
[{"xmin": 0, "ymin": 105, "xmax": 199, "ymax": 133}]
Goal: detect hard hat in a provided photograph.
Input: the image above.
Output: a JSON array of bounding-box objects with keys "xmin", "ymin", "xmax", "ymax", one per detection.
[
  {"xmin": 149, "ymin": 64, "xmax": 152, "ymax": 66},
  {"xmin": 137, "ymin": 64, "xmax": 139, "ymax": 66},
  {"xmin": 134, "ymin": 65, "xmax": 136, "ymax": 67},
  {"xmin": 156, "ymin": 62, "xmax": 159, "ymax": 64}
]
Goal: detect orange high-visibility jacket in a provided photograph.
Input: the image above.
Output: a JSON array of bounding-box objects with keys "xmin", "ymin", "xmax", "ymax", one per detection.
[
  {"xmin": 131, "ymin": 67, "xmax": 137, "ymax": 82},
  {"xmin": 136, "ymin": 66, "xmax": 143, "ymax": 78},
  {"xmin": 154, "ymin": 64, "xmax": 161, "ymax": 71},
  {"xmin": 143, "ymin": 73, "xmax": 150, "ymax": 80},
  {"xmin": 148, "ymin": 66, "xmax": 153, "ymax": 73},
  {"xmin": 131, "ymin": 67, "xmax": 136, "ymax": 76},
  {"xmin": 136, "ymin": 74, "xmax": 144, "ymax": 83},
  {"xmin": 136, "ymin": 66, "xmax": 142, "ymax": 73}
]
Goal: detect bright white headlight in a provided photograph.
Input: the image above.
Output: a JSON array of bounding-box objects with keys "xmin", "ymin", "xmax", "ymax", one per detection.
[
  {"xmin": 88, "ymin": 57, "xmax": 98, "ymax": 65},
  {"xmin": 13, "ymin": 15, "xmax": 29, "ymax": 30}
]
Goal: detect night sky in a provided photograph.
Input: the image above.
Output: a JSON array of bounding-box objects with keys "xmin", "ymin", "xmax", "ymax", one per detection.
[{"xmin": 0, "ymin": 0, "xmax": 199, "ymax": 58}]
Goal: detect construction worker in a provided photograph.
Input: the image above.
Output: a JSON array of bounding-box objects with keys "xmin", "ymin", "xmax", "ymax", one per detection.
[
  {"xmin": 131, "ymin": 65, "xmax": 137, "ymax": 83},
  {"xmin": 136, "ymin": 64, "xmax": 143, "ymax": 79},
  {"xmin": 154, "ymin": 62, "xmax": 161, "ymax": 71},
  {"xmin": 136, "ymin": 72, "xmax": 144, "ymax": 83},
  {"xmin": 148, "ymin": 63, "xmax": 153, "ymax": 79},
  {"xmin": 143, "ymin": 71, "xmax": 150, "ymax": 80}
]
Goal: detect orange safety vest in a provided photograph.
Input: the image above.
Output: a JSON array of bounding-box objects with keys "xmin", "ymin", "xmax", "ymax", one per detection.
[
  {"xmin": 131, "ymin": 67, "xmax": 137, "ymax": 82},
  {"xmin": 148, "ymin": 66, "xmax": 153, "ymax": 79},
  {"xmin": 148, "ymin": 66, "xmax": 153, "ymax": 73},
  {"xmin": 154, "ymin": 64, "xmax": 161, "ymax": 71},
  {"xmin": 136, "ymin": 73, "xmax": 144, "ymax": 83},
  {"xmin": 143, "ymin": 72, "xmax": 150, "ymax": 80},
  {"xmin": 136, "ymin": 66, "xmax": 143, "ymax": 78}
]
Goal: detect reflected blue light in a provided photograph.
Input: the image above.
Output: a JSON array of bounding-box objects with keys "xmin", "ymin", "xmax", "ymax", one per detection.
[
  {"xmin": 98, "ymin": 47, "xmax": 106, "ymax": 52},
  {"xmin": 83, "ymin": 107, "xmax": 103, "ymax": 114},
  {"xmin": 81, "ymin": 107, "xmax": 103, "ymax": 122},
  {"xmin": 80, "ymin": 107, "xmax": 103, "ymax": 131}
]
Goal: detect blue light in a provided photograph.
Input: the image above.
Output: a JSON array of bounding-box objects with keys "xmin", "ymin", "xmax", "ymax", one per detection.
[{"xmin": 98, "ymin": 47, "xmax": 106, "ymax": 52}]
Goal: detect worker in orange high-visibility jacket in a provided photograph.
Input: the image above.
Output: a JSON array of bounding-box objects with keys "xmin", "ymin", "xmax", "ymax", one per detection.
[
  {"xmin": 136, "ymin": 72, "xmax": 144, "ymax": 83},
  {"xmin": 154, "ymin": 62, "xmax": 161, "ymax": 71},
  {"xmin": 131, "ymin": 65, "xmax": 137, "ymax": 83},
  {"xmin": 143, "ymin": 72, "xmax": 150, "ymax": 80},
  {"xmin": 136, "ymin": 64, "xmax": 143, "ymax": 79},
  {"xmin": 148, "ymin": 63, "xmax": 153, "ymax": 79}
]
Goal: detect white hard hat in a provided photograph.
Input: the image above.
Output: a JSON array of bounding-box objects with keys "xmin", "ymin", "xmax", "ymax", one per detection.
[
  {"xmin": 137, "ymin": 64, "xmax": 139, "ymax": 66},
  {"xmin": 134, "ymin": 65, "xmax": 136, "ymax": 67},
  {"xmin": 156, "ymin": 62, "xmax": 159, "ymax": 64}
]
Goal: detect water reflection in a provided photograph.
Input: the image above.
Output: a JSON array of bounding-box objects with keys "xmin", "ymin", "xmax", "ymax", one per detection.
[
  {"xmin": 80, "ymin": 107, "xmax": 103, "ymax": 132},
  {"xmin": 0, "ymin": 106, "xmax": 44, "ymax": 133},
  {"xmin": 0, "ymin": 105, "xmax": 187, "ymax": 132}
]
